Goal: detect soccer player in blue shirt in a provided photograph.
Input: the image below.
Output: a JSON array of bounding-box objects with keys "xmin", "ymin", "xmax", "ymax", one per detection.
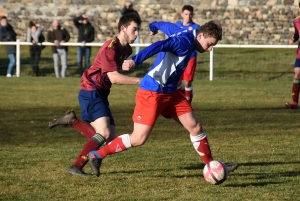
[
  {"xmin": 175, "ymin": 5, "xmax": 200, "ymax": 104},
  {"xmin": 88, "ymin": 21, "xmax": 238, "ymax": 177}
]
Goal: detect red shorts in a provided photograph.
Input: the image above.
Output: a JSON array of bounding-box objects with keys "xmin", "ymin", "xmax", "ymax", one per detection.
[
  {"xmin": 132, "ymin": 88, "xmax": 193, "ymax": 126},
  {"xmin": 181, "ymin": 57, "xmax": 197, "ymax": 82}
]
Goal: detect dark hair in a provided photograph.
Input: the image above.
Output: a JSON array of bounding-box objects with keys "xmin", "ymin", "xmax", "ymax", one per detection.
[
  {"xmin": 197, "ymin": 21, "xmax": 222, "ymax": 41},
  {"xmin": 182, "ymin": 5, "xmax": 194, "ymax": 13},
  {"xmin": 0, "ymin": 16, "xmax": 7, "ymax": 20},
  {"xmin": 29, "ymin": 21, "xmax": 36, "ymax": 28},
  {"xmin": 118, "ymin": 13, "xmax": 141, "ymax": 32}
]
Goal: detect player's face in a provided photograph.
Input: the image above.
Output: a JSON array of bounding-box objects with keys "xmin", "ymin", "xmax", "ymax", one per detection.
[
  {"xmin": 123, "ymin": 21, "xmax": 139, "ymax": 44},
  {"xmin": 181, "ymin": 10, "xmax": 193, "ymax": 24},
  {"xmin": 195, "ymin": 33, "xmax": 218, "ymax": 53}
]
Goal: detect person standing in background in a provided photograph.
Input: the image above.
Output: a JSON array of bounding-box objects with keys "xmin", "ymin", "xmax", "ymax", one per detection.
[
  {"xmin": 0, "ymin": 16, "xmax": 17, "ymax": 77},
  {"xmin": 27, "ymin": 21, "xmax": 45, "ymax": 77},
  {"xmin": 47, "ymin": 19, "xmax": 70, "ymax": 78},
  {"xmin": 73, "ymin": 14, "xmax": 95, "ymax": 75},
  {"xmin": 121, "ymin": 1, "xmax": 141, "ymax": 55},
  {"xmin": 175, "ymin": 5, "xmax": 200, "ymax": 104},
  {"xmin": 285, "ymin": 3, "xmax": 300, "ymax": 109}
]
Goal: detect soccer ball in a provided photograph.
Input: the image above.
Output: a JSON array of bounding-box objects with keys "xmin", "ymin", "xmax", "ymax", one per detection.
[{"xmin": 203, "ymin": 160, "xmax": 228, "ymax": 185}]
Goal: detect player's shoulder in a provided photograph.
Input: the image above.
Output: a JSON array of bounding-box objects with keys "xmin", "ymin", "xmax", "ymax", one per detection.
[
  {"xmin": 294, "ymin": 16, "xmax": 300, "ymax": 22},
  {"xmin": 190, "ymin": 21, "xmax": 200, "ymax": 28},
  {"xmin": 175, "ymin": 21, "xmax": 182, "ymax": 26},
  {"xmin": 106, "ymin": 37, "xmax": 118, "ymax": 49}
]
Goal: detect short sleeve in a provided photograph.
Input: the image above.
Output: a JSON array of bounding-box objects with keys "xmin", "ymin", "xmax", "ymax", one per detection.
[{"xmin": 100, "ymin": 47, "xmax": 118, "ymax": 73}]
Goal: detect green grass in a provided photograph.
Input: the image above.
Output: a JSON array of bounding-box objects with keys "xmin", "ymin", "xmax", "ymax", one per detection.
[{"xmin": 0, "ymin": 77, "xmax": 299, "ymax": 200}]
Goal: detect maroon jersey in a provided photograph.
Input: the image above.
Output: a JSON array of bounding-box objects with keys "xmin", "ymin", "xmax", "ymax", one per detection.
[
  {"xmin": 293, "ymin": 16, "xmax": 300, "ymax": 59},
  {"xmin": 80, "ymin": 37, "xmax": 132, "ymax": 91}
]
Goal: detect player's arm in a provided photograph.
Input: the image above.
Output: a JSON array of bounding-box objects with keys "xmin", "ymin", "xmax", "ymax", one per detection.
[
  {"xmin": 132, "ymin": 36, "xmax": 186, "ymax": 66},
  {"xmin": 101, "ymin": 45, "xmax": 141, "ymax": 84},
  {"xmin": 149, "ymin": 21, "xmax": 182, "ymax": 37},
  {"xmin": 290, "ymin": 21, "xmax": 300, "ymax": 44},
  {"xmin": 107, "ymin": 71, "xmax": 141, "ymax": 85}
]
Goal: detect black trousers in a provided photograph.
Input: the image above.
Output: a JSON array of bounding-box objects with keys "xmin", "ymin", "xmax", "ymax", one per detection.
[{"xmin": 30, "ymin": 46, "xmax": 42, "ymax": 76}]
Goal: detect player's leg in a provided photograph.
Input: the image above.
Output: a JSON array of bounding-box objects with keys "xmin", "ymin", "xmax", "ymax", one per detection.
[
  {"xmin": 88, "ymin": 122, "xmax": 153, "ymax": 176},
  {"xmin": 168, "ymin": 91, "xmax": 238, "ymax": 172},
  {"xmin": 174, "ymin": 112, "xmax": 238, "ymax": 172},
  {"xmin": 88, "ymin": 88, "xmax": 160, "ymax": 176},
  {"xmin": 68, "ymin": 116, "xmax": 114, "ymax": 176},
  {"xmin": 285, "ymin": 61, "xmax": 300, "ymax": 109},
  {"xmin": 177, "ymin": 111, "xmax": 213, "ymax": 164},
  {"xmin": 182, "ymin": 57, "xmax": 196, "ymax": 104},
  {"xmin": 48, "ymin": 110, "xmax": 95, "ymax": 138},
  {"xmin": 70, "ymin": 90, "xmax": 119, "ymax": 175}
]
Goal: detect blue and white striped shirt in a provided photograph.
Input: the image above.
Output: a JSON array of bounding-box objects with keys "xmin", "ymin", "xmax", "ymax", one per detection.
[{"xmin": 132, "ymin": 21, "xmax": 196, "ymax": 93}]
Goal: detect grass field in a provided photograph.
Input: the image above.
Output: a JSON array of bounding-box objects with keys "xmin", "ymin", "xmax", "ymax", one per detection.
[{"xmin": 0, "ymin": 76, "xmax": 299, "ymax": 200}]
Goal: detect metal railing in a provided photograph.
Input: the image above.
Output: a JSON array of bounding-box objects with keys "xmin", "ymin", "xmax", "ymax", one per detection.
[{"xmin": 0, "ymin": 40, "xmax": 297, "ymax": 80}]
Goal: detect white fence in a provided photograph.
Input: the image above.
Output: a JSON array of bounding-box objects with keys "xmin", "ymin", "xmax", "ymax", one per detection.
[{"xmin": 0, "ymin": 40, "xmax": 297, "ymax": 79}]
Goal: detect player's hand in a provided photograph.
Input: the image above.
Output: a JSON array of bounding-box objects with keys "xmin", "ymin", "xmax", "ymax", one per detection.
[
  {"xmin": 149, "ymin": 30, "xmax": 158, "ymax": 36},
  {"xmin": 289, "ymin": 39, "xmax": 294, "ymax": 45},
  {"xmin": 122, "ymin": 60, "xmax": 136, "ymax": 71}
]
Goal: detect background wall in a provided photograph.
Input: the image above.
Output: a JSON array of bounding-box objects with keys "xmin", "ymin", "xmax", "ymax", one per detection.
[{"xmin": 0, "ymin": 0, "xmax": 300, "ymax": 44}]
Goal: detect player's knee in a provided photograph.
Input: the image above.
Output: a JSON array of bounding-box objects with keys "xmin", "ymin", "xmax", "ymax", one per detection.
[
  {"xmin": 190, "ymin": 122, "xmax": 203, "ymax": 135},
  {"xmin": 294, "ymin": 73, "xmax": 300, "ymax": 79},
  {"xmin": 130, "ymin": 134, "xmax": 148, "ymax": 147}
]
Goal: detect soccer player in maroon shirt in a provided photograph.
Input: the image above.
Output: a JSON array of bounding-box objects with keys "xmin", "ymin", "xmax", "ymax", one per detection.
[
  {"xmin": 286, "ymin": 3, "xmax": 300, "ymax": 109},
  {"xmin": 48, "ymin": 13, "xmax": 142, "ymax": 176}
]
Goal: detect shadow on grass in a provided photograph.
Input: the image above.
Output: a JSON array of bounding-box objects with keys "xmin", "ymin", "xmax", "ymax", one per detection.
[
  {"xmin": 225, "ymin": 181, "xmax": 283, "ymax": 187},
  {"xmin": 240, "ymin": 161, "xmax": 300, "ymax": 167}
]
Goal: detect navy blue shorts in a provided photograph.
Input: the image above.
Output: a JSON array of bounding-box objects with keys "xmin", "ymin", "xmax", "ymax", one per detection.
[
  {"xmin": 78, "ymin": 89, "xmax": 115, "ymax": 126},
  {"xmin": 294, "ymin": 59, "xmax": 300, "ymax": 68}
]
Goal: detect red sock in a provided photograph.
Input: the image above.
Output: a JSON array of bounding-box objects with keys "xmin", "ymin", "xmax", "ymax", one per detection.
[
  {"xmin": 292, "ymin": 79, "xmax": 300, "ymax": 105},
  {"xmin": 73, "ymin": 133, "xmax": 106, "ymax": 168},
  {"xmin": 190, "ymin": 133, "xmax": 213, "ymax": 164},
  {"xmin": 72, "ymin": 119, "xmax": 95, "ymax": 138},
  {"xmin": 96, "ymin": 134, "xmax": 131, "ymax": 159},
  {"xmin": 185, "ymin": 87, "xmax": 193, "ymax": 104}
]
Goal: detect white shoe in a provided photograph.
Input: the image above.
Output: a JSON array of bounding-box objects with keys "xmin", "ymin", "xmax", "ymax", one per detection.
[{"xmin": 6, "ymin": 74, "xmax": 12, "ymax": 77}]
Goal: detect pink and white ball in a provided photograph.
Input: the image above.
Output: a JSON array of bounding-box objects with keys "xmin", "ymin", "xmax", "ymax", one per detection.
[{"xmin": 203, "ymin": 160, "xmax": 228, "ymax": 185}]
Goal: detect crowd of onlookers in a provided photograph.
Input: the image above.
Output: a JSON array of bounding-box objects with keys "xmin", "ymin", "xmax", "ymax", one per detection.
[{"xmin": 0, "ymin": 1, "xmax": 139, "ymax": 78}]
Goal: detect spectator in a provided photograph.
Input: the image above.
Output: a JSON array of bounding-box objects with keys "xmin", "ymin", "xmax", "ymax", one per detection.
[
  {"xmin": 27, "ymin": 21, "xmax": 45, "ymax": 76},
  {"xmin": 47, "ymin": 19, "xmax": 70, "ymax": 78},
  {"xmin": 121, "ymin": 1, "xmax": 141, "ymax": 54},
  {"xmin": 175, "ymin": 5, "xmax": 200, "ymax": 104},
  {"xmin": 73, "ymin": 14, "xmax": 95, "ymax": 75},
  {"xmin": 0, "ymin": 16, "xmax": 17, "ymax": 77}
]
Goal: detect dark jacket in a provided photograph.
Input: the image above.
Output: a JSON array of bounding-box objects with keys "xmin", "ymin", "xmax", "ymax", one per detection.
[
  {"xmin": 73, "ymin": 16, "xmax": 95, "ymax": 43},
  {"xmin": 47, "ymin": 25, "xmax": 70, "ymax": 53},
  {"xmin": 0, "ymin": 23, "xmax": 17, "ymax": 54}
]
